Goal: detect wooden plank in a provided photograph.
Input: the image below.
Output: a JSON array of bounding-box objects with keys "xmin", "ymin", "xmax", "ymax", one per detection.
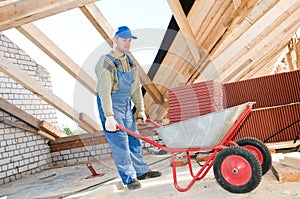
[
  {"xmin": 237, "ymin": 43, "xmax": 286, "ymax": 81},
  {"xmin": 211, "ymin": 0, "xmax": 281, "ymax": 58},
  {"xmin": 0, "ymin": 0, "xmax": 98, "ymax": 31},
  {"xmin": 0, "ymin": 98, "xmax": 59, "ymax": 140},
  {"xmin": 223, "ymin": 12, "xmax": 300, "ymax": 82},
  {"xmin": 247, "ymin": 0, "xmax": 279, "ymax": 24},
  {"xmin": 280, "ymin": 156, "xmax": 300, "ymax": 170},
  {"xmin": 37, "ymin": 130, "xmax": 57, "ymax": 141},
  {"xmin": 215, "ymin": 0, "xmax": 298, "ymax": 70},
  {"xmin": 232, "ymin": 0, "xmax": 242, "ymax": 10},
  {"xmin": 79, "ymin": 113, "xmax": 100, "ymax": 134},
  {"xmin": 201, "ymin": 1, "xmax": 233, "ymax": 51},
  {"xmin": 0, "ymin": 116, "xmax": 38, "ymax": 133},
  {"xmin": 208, "ymin": 0, "xmax": 300, "ymax": 81},
  {"xmin": 39, "ymin": 120, "xmax": 67, "ymax": 138},
  {"xmin": 272, "ymin": 162, "xmax": 300, "ymax": 182},
  {"xmin": 266, "ymin": 140, "xmax": 300, "ymax": 151},
  {"xmin": 295, "ymin": 37, "xmax": 300, "ymax": 69},
  {"xmin": 236, "ymin": 0, "xmax": 260, "ymax": 24},
  {"xmin": 0, "ymin": 53, "xmax": 101, "ymax": 134},
  {"xmin": 80, "ymin": 3, "xmax": 113, "ymax": 47},
  {"xmin": 0, "ymin": 97, "xmax": 40, "ymax": 128},
  {"xmin": 17, "ymin": 23, "xmax": 97, "ymax": 95},
  {"xmin": 196, "ymin": 0, "xmax": 227, "ymax": 46},
  {"xmin": 167, "ymin": 0, "xmax": 200, "ymax": 63},
  {"xmin": 188, "ymin": 0, "xmax": 215, "ymax": 34}
]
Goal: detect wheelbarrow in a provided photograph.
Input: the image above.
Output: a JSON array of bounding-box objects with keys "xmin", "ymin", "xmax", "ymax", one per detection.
[{"xmin": 117, "ymin": 102, "xmax": 272, "ymax": 193}]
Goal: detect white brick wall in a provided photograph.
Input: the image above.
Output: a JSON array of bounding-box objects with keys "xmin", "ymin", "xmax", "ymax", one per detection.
[{"xmin": 0, "ymin": 33, "xmax": 56, "ymax": 185}]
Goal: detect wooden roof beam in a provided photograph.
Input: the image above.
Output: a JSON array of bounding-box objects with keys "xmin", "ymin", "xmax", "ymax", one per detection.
[
  {"xmin": 0, "ymin": 0, "xmax": 99, "ymax": 31},
  {"xmin": 0, "ymin": 97, "xmax": 66, "ymax": 140},
  {"xmin": 80, "ymin": 3, "xmax": 114, "ymax": 47},
  {"xmin": 167, "ymin": 0, "xmax": 200, "ymax": 63}
]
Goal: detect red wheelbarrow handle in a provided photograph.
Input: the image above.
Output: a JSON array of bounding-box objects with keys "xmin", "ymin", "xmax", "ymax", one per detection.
[
  {"xmin": 145, "ymin": 118, "xmax": 161, "ymax": 128},
  {"xmin": 116, "ymin": 119, "xmax": 168, "ymax": 151}
]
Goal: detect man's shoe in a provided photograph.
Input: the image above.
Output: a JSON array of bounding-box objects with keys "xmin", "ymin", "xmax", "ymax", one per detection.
[
  {"xmin": 127, "ymin": 179, "xmax": 141, "ymax": 190},
  {"xmin": 137, "ymin": 170, "xmax": 162, "ymax": 180}
]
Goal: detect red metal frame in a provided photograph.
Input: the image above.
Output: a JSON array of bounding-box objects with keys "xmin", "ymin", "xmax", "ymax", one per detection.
[{"xmin": 116, "ymin": 104, "xmax": 253, "ymax": 192}]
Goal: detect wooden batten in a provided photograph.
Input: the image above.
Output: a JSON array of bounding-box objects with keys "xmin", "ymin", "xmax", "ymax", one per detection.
[
  {"xmin": 0, "ymin": 0, "xmax": 98, "ymax": 31},
  {"xmin": 37, "ymin": 130, "xmax": 57, "ymax": 141},
  {"xmin": 272, "ymin": 162, "xmax": 300, "ymax": 182},
  {"xmin": 39, "ymin": 120, "xmax": 67, "ymax": 138},
  {"xmin": 0, "ymin": 97, "xmax": 40, "ymax": 128}
]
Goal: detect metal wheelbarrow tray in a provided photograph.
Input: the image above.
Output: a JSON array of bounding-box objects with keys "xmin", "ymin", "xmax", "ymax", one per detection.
[{"xmin": 117, "ymin": 102, "xmax": 272, "ymax": 193}]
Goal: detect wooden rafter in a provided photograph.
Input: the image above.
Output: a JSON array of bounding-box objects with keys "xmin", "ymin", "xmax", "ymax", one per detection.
[
  {"xmin": 208, "ymin": 0, "xmax": 300, "ymax": 81},
  {"xmin": 167, "ymin": 0, "xmax": 200, "ymax": 63},
  {"xmin": 0, "ymin": 97, "xmax": 64, "ymax": 140},
  {"xmin": 80, "ymin": 3, "xmax": 114, "ymax": 47},
  {"xmin": 0, "ymin": 0, "xmax": 99, "ymax": 31}
]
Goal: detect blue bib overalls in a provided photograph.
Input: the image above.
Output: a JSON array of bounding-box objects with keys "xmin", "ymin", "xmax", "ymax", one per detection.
[{"xmin": 96, "ymin": 54, "xmax": 149, "ymax": 185}]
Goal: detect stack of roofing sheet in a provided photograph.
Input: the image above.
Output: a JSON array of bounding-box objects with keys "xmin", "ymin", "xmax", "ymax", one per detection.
[{"xmin": 168, "ymin": 80, "xmax": 223, "ymax": 124}]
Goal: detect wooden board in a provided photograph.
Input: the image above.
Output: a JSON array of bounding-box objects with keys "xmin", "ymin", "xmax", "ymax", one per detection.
[
  {"xmin": 272, "ymin": 162, "xmax": 300, "ymax": 182},
  {"xmin": 266, "ymin": 140, "xmax": 300, "ymax": 152},
  {"xmin": 279, "ymin": 155, "xmax": 300, "ymax": 170}
]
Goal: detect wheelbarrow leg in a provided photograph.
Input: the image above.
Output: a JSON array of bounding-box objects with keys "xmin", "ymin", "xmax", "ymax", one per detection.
[{"xmin": 171, "ymin": 151, "xmax": 215, "ymax": 192}]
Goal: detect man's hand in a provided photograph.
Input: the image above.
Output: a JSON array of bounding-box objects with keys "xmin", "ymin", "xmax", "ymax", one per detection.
[
  {"xmin": 105, "ymin": 115, "xmax": 118, "ymax": 132},
  {"xmin": 137, "ymin": 112, "xmax": 147, "ymax": 124}
]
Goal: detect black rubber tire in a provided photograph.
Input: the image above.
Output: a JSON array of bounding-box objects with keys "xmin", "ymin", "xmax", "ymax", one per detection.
[
  {"xmin": 213, "ymin": 146, "xmax": 262, "ymax": 193},
  {"xmin": 236, "ymin": 137, "xmax": 272, "ymax": 175}
]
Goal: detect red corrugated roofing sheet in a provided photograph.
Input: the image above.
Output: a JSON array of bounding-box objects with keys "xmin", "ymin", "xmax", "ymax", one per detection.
[
  {"xmin": 223, "ymin": 70, "xmax": 300, "ymax": 109},
  {"xmin": 234, "ymin": 103, "xmax": 300, "ymax": 143}
]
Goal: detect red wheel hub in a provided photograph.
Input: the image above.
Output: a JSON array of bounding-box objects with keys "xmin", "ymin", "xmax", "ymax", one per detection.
[
  {"xmin": 243, "ymin": 145, "xmax": 264, "ymax": 165},
  {"xmin": 221, "ymin": 155, "xmax": 252, "ymax": 186}
]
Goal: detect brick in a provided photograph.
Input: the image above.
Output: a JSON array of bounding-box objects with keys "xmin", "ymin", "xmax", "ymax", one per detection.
[
  {"xmin": 18, "ymin": 165, "xmax": 28, "ymax": 173},
  {"xmin": 0, "ymin": 158, "xmax": 10, "ymax": 165},
  {"xmin": 60, "ymin": 150, "xmax": 71, "ymax": 155}
]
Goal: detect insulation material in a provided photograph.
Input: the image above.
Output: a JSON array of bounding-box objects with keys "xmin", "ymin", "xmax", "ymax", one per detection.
[
  {"xmin": 168, "ymin": 80, "xmax": 223, "ymax": 124},
  {"xmin": 233, "ymin": 103, "xmax": 300, "ymax": 143},
  {"xmin": 223, "ymin": 70, "xmax": 300, "ymax": 109}
]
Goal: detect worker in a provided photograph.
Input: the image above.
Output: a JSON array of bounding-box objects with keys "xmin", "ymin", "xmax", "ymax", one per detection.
[{"xmin": 95, "ymin": 26, "xmax": 162, "ymax": 190}]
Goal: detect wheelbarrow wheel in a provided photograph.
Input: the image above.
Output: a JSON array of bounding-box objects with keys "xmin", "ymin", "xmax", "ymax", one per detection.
[
  {"xmin": 213, "ymin": 146, "xmax": 262, "ymax": 193},
  {"xmin": 236, "ymin": 137, "xmax": 272, "ymax": 175}
]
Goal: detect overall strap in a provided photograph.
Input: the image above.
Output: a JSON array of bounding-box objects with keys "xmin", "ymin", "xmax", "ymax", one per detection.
[
  {"xmin": 106, "ymin": 53, "xmax": 134, "ymax": 68},
  {"xmin": 106, "ymin": 54, "xmax": 119, "ymax": 67},
  {"xmin": 125, "ymin": 54, "xmax": 134, "ymax": 67}
]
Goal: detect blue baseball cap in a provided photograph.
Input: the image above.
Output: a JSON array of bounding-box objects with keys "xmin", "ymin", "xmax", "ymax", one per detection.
[{"xmin": 114, "ymin": 26, "xmax": 137, "ymax": 39}]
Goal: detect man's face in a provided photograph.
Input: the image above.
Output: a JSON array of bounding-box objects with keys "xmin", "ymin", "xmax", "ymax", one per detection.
[{"xmin": 114, "ymin": 37, "xmax": 132, "ymax": 54}]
